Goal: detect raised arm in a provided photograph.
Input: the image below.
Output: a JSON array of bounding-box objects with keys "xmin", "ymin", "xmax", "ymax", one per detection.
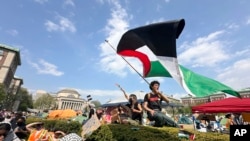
[
  {"xmin": 151, "ymin": 85, "xmax": 169, "ymax": 103},
  {"xmin": 116, "ymin": 84, "xmax": 129, "ymax": 100},
  {"xmin": 26, "ymin": 122, "xmax": 42, "ymax": 132}
]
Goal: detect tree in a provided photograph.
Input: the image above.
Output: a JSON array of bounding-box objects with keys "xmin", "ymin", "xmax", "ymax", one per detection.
[
  {"xmin": 0, "ymin": 84, "xmax": 6, "ymax": 109},
  {"xmin": 34, "ymin": 94, "xmax": 56, "ymax": 110},
  {"xmin": 91, "ymin": 100, "xmax": 101, "ymax": 108},
  {"xmin": 17, "ymin": 88, "xmax": 33, "ymax": 111},
  {"xmin": 177, "ymin": 106, "xmax": 192, "ymax": 115},
  {"xmin": 3, "ymin": 91, "xmax": 16, "ymax": 111}
]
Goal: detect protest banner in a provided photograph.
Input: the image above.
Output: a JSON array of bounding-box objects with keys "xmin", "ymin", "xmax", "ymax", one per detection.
[{"xmin": 81, "ymin": 114, "xmax": 101, "ymax": 138}]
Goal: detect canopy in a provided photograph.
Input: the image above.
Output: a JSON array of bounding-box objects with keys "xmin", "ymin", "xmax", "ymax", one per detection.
[
  {"xmin": 101, "ymin": 101, "xmax": 183, "ymax": 108},
  {"xmin": 192, "ymin": 97, "xmax": 250, "ymax": 113}
]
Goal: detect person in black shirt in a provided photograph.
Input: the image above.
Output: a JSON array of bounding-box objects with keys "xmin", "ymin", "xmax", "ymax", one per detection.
[
  {"xmin": 117, "ymin": 84, "xmax": 143, "ymax": 124},
  {"xmin": 143, "ymin": 80, "xmax": 179, "ymax": 127}
]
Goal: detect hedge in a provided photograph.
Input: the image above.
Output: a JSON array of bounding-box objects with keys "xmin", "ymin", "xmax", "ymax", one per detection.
[
  {"xmin": 26, "ymin": 118, "xmax": 229, "ymax": 141},
  {"xmin": 86, "ymin": 124, "xmax": 229, "ymax": 141}
]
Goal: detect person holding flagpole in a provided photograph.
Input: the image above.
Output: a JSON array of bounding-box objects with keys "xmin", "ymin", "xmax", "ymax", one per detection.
[{"xmin": 143, "ymin": 80, "xmax": 179, "ymax": 127}]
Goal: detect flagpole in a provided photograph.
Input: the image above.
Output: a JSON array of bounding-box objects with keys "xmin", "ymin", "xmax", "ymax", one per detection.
[{"xmin": 105, "ymin": 40, "xmax": 150, "ymax": 85}]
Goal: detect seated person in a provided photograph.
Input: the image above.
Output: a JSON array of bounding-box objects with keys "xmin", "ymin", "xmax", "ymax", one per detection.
[
  {"xmin": 110, "ymin": 105, "xmax": 130, "ymax": 124},
  {"xmin": 143, "ymin": 81, "xmax": 179, "ymax": 127},
  {"xmin": 117, "ymin": 84, "xmax": 143, "ymax": 124}
]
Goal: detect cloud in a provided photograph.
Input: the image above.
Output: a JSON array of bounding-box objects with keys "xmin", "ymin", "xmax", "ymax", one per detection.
[
  {"xmin": 34, "ymin": 0, "xmax": 48, "ymax": 4},
  {"xmin": 45, "ymin": 16, "xmax": 76, "ymax": 33},
  {"xmin": 225, "ymin": 23, "xmax": 239, "ymax": 30},
  {"xmin": 234, "ymin": 48, "xmax": 250, "ymax": 57},
  {"xmin": 63, "ymin": 0, "xmax": 75, "ymax": 7},
  {"xmin": 217, "ymin": 58, "xmax": 250, "ymax": 90},
  {"xmin": 179, "ymin": 30, "xmax": 230, "ymax": 67},
  {"xmin": 29, "ymin": 59, "xmax": 64, "ymax": 76},
  {"xmin": 72, "ymin": 88, "xmax": 124, "ymax": 103},
  {"xmin": 246, "ymin": 18, "xmax": 250, "ymax": 25},
  {"xmin": 6, "ymin": 29, "xmax": 19, "ymax": 36},
  {"xmin": 99, "ymin": 0, "xmax": 132, "ymax": 77}
]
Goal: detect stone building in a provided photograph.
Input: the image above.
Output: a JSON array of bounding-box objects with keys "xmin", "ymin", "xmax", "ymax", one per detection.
[
  {"xmin": 56, "ymin": 88, "xmax": 87, "ymax": 111},
  {"xmin": 0, "ymin": 44, "xmax": 23, "ymax": 110},
  {"xmin": 0, "ymin": 44, "xmax": 22, "ymax": 93},
  {"xmin": 181, "ymin": 88, "xmax": 250, "ymax": 106},
  {"xmin": 9, "ymin": 76, "xmax": 23, "ymax": 95},
  {"xmin": 34, "ymin": 88, "xmax": 88, "ymax": 111}
]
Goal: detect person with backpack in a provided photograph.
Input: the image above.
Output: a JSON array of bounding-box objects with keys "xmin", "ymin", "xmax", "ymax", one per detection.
[{"xmin": 143, "ymin": 80, "xmax": 179, "ymax": 127}]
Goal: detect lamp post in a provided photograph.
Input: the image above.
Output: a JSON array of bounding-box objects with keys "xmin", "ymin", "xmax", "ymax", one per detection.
[{"xmin": 86, "ymin": 95, "xmax": 92, "ymax": 112}]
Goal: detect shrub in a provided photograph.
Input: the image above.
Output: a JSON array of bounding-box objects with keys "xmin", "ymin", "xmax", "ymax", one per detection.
[{"xmin": 86, "ymin": 124, "xmax": 229, "ymax": 141}]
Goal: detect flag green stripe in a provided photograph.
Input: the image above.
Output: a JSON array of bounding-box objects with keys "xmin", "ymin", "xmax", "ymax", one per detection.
[
  {"xmin": 146, "ymin": 61, "xmax": 172, "ymax": 77},
  {"xmin": 180, "ymin": 65, "xmax": 241, "ymax": 98}
]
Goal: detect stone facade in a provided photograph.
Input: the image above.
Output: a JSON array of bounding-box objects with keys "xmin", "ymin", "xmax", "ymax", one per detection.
[
  {"xmin": 0, "ymin": 44, "xmax": 22, "ymax": 93},
  {"xmin": 56, "ymin": 88, "xmax": 87, "ymax": 111},
  {"xmin": 181, "ymin": 88, "xmax": 250, "ymax": 106}
]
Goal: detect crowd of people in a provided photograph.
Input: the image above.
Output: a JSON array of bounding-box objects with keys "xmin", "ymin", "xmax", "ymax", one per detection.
[
  {"xmin": 97, "ymin": 81, "xmax": 181, "ymax": 128},
  {"xmin": 0, "ymin": 110, "xmax": 82, "ymax": 141},
  {"xmin": 193, "ymin": 112, "xmax": 249, "ymax": 134},
  {"xmin": 90, "ymin": 81, "xmax": 196, "ymax": 140},
  {"xmin": 0, "ymin": 80, "xmax": 196, "ymax": 140}
]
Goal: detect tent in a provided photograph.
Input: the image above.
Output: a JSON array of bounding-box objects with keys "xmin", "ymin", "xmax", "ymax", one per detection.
[
  {"xmin": 48, "ymin": 109, "xmax": 77, "ymax": 119},
  {"xmin": 192, "ymin": 97, "xmax": 250, "ymax": 113}
]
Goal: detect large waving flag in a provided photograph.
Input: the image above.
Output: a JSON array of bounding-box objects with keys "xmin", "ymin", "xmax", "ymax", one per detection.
[{"xmin": 116, "ymin": 19, "xmax": 241, "ymax": 98}]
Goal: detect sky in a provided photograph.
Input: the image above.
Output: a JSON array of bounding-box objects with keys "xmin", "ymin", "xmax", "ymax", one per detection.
[{"xmin": 1, "ymin": 0, "xmax": 250, "ymax": 104}]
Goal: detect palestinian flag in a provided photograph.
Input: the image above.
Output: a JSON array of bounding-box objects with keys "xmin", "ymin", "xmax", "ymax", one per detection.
[{"xmin": 116, "ymin": 19, "xmax": 241, "ymax": 98}]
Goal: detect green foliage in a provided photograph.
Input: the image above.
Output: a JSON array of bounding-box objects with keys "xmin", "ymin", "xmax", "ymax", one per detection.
[
  {"xmin": 91, "ymin": 100, "xmax": 101, "ymax": 108},
  {"xmin": 26, "ymin": 117, "xmax": 82, "ymax": 135},
  {"xmin": 85, "ymin": 125, "xmax": 115, "ymax": 141},
  {"xmin": 177, "ymin": 106, "xmax": 192, "ymax": 115},
  {"xmin": 25, "ymin": 117, "xmax": 229, "ymax": 141},
  {"xmin": 18, "ymin": 88, "xmax": 33, "ymax": 111},
  {"xmin": 33, "ymin": 94, "xmax": 56, "ymax": 110},
  {"xmin": 0, "ymin": 84, "xmax": 6, "ymax": 107},
  {"xmin": 86, "ymin": 124, "xmax": 229, "ymax": 141}
]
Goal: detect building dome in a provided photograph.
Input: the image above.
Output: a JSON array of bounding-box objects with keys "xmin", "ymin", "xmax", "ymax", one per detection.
[{"xmin": 57, "ymin": 88, "xmax": 80, "ymax": 98}]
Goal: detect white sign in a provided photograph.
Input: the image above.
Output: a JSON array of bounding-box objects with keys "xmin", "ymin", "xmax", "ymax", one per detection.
[{"xmin": 81, "ymin": 114, "xmax": 101, "ymax": 138}]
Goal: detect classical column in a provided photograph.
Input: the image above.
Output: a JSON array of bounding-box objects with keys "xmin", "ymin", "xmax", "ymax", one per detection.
[
  {"xmin": 73, "ymin": 102, "xmax": 76, "ymax": 110},
  {"xmin": 77, "ymin": 102, "xmax": 79, "ymax": 110},
  {"xmin": 62, "ymin": 101, "xmax": 65, "ymax": 109},
  {"xmin": 58, "ymin": 100, "xmax": 62, "ymax": 110},
  {"xmin": 66, "ymin": 102, "xmax": 69, "ymax": 109}
]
